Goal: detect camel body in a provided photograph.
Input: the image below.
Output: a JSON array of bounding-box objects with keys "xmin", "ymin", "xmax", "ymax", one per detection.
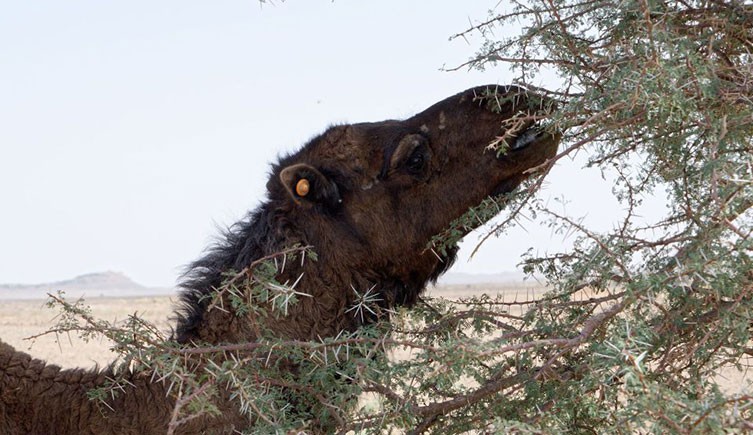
[{"xmin": 0, "ymin": 85, "xmax": 560, "ymax": 434}]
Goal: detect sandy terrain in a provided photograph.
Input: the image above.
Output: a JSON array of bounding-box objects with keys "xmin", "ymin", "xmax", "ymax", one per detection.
[
  {"xmin": 0, "ymin": 284, "xmax": 543, "ymax": 368},
  {"xmin": 0, "ymin": 296, "xmax": 175, "ymax": 368},
  {"xmin": 0, "ymin": 286, "xmax": 748, "ymax": 396}
]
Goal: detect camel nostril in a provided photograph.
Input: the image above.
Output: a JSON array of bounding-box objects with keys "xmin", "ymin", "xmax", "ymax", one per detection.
[{"xmin": 511, "ymin": 127, "xmax": 542, "ymax": 150}]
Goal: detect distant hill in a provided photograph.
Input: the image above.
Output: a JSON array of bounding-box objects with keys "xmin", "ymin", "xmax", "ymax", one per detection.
[
  {"xmin": 438, "ymin": 271, "xmax": 537, "ymax": 285},
  {"xmin": 0, "ymin": 272, "xmax": 175, "ymax": 300}
]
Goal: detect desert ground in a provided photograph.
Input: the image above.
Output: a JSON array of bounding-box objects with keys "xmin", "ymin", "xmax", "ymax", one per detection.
[
  {"xmin": 0, "ymin": 284, "xmax": 749, "ymax": 395},
  {"xmin": 0, "ymin": 295, "xmax": 175, "ymax": 368},
  {"xmin": 0, "ymin": 283, "xmax": 542, "ymax": 368}
]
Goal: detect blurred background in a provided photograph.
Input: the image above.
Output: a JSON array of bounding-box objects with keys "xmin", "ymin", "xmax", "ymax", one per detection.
[{"xmin": 0, "ymin": 1, "xmax": 622, "ymax": 289}]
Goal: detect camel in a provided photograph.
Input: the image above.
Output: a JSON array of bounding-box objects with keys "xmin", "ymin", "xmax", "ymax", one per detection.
[{"xmin": 0, "ymin": 84, "xmax": 560, "ymax": 434}]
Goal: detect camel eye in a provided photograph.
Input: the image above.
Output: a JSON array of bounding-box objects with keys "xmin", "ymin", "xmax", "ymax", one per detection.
[
  {"xmin": 296, "ymin": 178, "xmax": 310, "ymax": 197},
  {"xmin": 405, "ymin": 148, "xmax": 427, "ymax": 174},
  {"xmin": 390, "ymin": 134, "xmax": 432, "ymax": 180}
]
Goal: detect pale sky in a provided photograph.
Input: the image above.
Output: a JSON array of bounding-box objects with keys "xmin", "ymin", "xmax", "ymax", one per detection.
[{"xmin": 0, "ymin": 1, "xmax": 625, "ymax": 287}]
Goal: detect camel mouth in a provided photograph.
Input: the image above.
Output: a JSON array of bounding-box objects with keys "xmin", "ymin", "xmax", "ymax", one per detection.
[
  {"xmin": 491, "ymin": 176, "xmax": 526, "ymax": 197},
  {"xmin": 491, "ymin": 124, "xmax": 560, "ymax": 197}
]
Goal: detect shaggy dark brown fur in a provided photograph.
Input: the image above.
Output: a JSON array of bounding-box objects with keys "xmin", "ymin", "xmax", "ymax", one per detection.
[{"xmin": 0, "ymin": 85, "xmax": 560, "ymax": 434}]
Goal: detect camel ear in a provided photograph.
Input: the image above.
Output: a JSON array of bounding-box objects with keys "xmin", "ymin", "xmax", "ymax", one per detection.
[{"xmin": 279, "ymin": 163, "xmax": 342, "ymax": 208}]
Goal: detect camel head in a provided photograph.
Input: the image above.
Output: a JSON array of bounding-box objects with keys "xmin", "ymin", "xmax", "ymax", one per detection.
[
  {"xmin": 178, "ymin": 84, "xmax": 560, "ymax": 342},
  {"xmin": 268, "ymin": 85, "xmax": 560, "ymax": 306}
]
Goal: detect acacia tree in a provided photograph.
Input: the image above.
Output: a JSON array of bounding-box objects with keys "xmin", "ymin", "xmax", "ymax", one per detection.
[
  {"xmin": 46, "ymin": 1, "xmax": 753, "ymax": 433},
  {"xmin": 379, "ymin": 0, "xmax": 753, "ymax": 432}
]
